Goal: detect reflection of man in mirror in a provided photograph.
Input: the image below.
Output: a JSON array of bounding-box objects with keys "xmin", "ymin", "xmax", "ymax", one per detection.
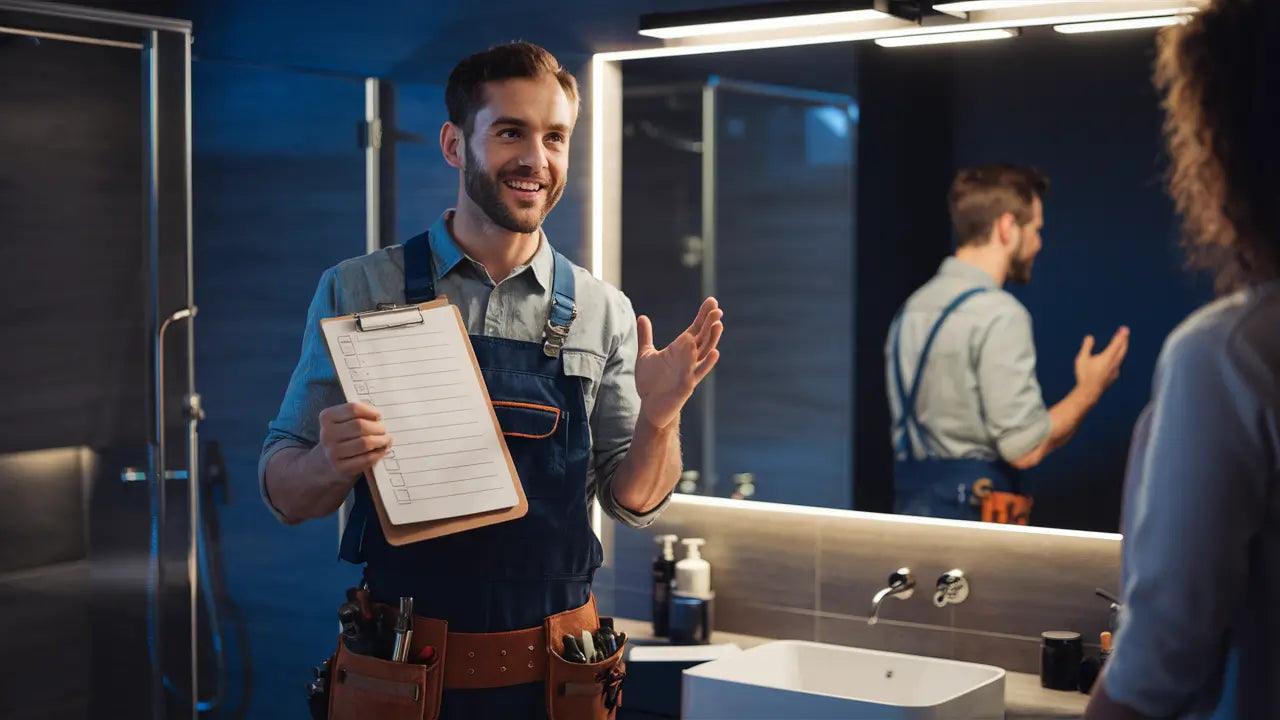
[
  {"xmin": 885, "ymin": 164, "xmax": 1128, "ymax": 523},
  {"xmin": 259, "ymin": 42, "xmax": 723, "ymax": 716}
]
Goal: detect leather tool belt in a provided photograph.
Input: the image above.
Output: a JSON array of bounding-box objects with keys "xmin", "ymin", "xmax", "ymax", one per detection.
[{"xmin": 325, "ymin": 593, "xmax": 627, "ymax": 720}]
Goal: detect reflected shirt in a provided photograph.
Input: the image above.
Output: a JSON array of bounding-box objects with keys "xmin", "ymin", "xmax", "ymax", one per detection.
[
  {"xmin": 885, "ymin": 257, "xmax": 1051, "ymax": 462},
  {"xmin": 1103, "ymin": 281, "xmax": 1280, "ymax": 718},
  {"xmin": 258, "ymin": 211, "xmax": 670, "ymax": 530}
]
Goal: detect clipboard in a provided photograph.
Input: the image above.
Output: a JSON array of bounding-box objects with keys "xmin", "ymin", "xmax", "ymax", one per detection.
[{"xmin": 320, "ymin": 298, "xmax": 528, "ymax": 546}]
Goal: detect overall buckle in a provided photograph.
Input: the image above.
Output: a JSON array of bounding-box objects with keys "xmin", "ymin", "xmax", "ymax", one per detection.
[
  {"xmin": 542, "ymin": 319, "xmax": 571, "ymax": 357},
  {"xmin": 542, "ymin": 303, "xmax": 577, "ymax": 358}
]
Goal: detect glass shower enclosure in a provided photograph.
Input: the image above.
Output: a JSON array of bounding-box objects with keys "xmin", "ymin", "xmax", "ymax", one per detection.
[
  {"xmin": 0, "ymin": 2, "xmax": 201, "ymax": 718},
  {"xmin": 622, "ymin": 76, "xmax": 857, "ymax": 509}
]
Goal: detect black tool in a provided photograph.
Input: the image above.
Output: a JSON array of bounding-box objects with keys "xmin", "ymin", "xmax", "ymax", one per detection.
[
  {"xmin": 596, "ymin": 627, "xmax": 618, "ymax": 657},
  {"xmin": 560, "ymin": 634, "xmax": 587, "ymax": 663},
  {"xmin": 339, "ymin": 601, "xmax": 381, "ymax": 656}
]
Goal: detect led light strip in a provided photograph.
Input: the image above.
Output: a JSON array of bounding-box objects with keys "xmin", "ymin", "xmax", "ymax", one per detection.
[
  {"xmin": 876, "ymin": 27, "xmax": 1018, "ymax": 46},
  {"xmin": 641, "ymin": 8, "xmax": 890, "ymax": 39},
  {"xmin": 1054, "ymin": 14, "xmax": 1190, "ymax": 33},
  {"xmin": 933, "ymin": 0, "xmax": 1087, "ymax": 11}
]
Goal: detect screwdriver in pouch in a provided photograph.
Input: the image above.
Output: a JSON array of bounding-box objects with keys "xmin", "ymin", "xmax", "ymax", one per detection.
[{"xmin": 561, "ymin": 634, "xmax": 587, "ymax": 663}]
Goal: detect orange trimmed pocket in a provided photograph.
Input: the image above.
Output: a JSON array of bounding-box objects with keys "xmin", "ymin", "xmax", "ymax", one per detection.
[{"xmin": 491, "ymin": 400, "xmax": 561, "ymax": 439}]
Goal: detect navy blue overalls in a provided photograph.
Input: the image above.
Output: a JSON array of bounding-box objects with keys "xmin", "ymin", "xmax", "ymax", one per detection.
[
  {"xmin": 338, "ymin": 228, "xmax": 602, "ymax": 718},
  {"xmin": 890, "ymin": 288, "xmax": 1023, "ymax": 520}
]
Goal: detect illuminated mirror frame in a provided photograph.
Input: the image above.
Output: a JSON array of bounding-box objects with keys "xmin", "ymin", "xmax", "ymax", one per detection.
[{"xmin": 587, "ymin": 1, "xmax": 1206, "ymax": 544}]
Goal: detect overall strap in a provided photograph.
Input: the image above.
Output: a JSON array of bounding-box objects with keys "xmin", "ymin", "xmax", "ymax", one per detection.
[
  {"xmin": 542, "ymin": 249, "xmax": 577, "ymax": 357},
  {"xmin": 403, "ymin": 229, "xmax": 436, "ymax": 303},
  {"xmin": 892, "ymin": 287, "xmax": 989, "ymax": 458}
]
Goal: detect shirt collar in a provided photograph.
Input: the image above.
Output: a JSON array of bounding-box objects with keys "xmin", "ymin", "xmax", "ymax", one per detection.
[
  {"xmin": 939, "ymin": 256, "xmax": 999, "ymax": 289},
  {"xmin": 428, "ymin": 210, "xmax": 552, "ymax": 290}
]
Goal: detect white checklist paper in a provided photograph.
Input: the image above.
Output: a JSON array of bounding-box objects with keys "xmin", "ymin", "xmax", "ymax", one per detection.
[{"xmin": 321, "ymin": 304, "xmax": 519, "ymax": 525}]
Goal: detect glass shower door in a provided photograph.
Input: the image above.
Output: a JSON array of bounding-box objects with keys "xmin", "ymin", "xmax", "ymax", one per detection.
[{"xmin": 0, "ymin": 5, "xmax": 197, "ymax": 718}]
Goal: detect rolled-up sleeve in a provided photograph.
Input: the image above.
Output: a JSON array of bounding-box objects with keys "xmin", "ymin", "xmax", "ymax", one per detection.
[
  {"xmin": 590, "ymin": 293, "xmax": 671, "ymax": 529},
  {"xmin": 975, "ymin": 304, "xmax": 1051, "ymax": 462},
  {"xmin": 1102, "ymin": 329, "xmax": 1267, "ymax": 716},
  {"xmin": 258, "ymin": 267, "xmax": 346, "ymax": 521}
]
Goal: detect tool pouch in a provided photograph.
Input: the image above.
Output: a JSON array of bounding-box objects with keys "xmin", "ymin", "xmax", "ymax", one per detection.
[
  {"xmin": 544, "ymin": 598, "xmax": 628, "ymax": 720},
  {"xmin": 980, "ymin": 490, "xmax": 1035, "ymax": 525},
  {"xmin": 327, "ymin": 607, "xmax": 447, "ymax": 720}
]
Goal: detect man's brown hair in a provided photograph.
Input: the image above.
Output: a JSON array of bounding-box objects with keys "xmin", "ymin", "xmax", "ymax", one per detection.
[
  {"xmin": 948, "ymin": 164, "xmax": 1049, "ymax": 248},
  {"xmin": 1156, "ymin": 0, "xmax": 1280, "ymax": 293},
  {"xmin": 445, "ymin": 42, "xmax": 579, "ymax": 136}
]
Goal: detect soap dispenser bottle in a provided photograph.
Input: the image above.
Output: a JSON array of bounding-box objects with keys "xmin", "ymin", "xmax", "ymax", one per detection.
[
  {"xmin": 675, "ymin": 538, "xmax": 711, "ymax": 595},
  {"xmin": 670, "ymin": 538, "xmax": 714, "ymax": 644},
  {"xmin": 652, "ymin": 534, "xmax": 679, "ymax": 636}
]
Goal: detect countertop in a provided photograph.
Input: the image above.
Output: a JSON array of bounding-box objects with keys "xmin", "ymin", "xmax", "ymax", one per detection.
[{"xmin": 613, "ymin": 618, "xmax": 1089, "ymax": 719}]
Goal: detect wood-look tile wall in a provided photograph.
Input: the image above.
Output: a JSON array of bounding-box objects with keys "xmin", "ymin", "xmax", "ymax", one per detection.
[{"xmin": 596, "ymin": 498, "xmax": 1121, "ymax": 673}]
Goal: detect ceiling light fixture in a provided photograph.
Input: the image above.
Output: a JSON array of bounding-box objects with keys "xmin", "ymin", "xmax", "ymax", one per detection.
[{"xmin": 639, "ymin": 1, "xmax": 893, "ymax": 39}]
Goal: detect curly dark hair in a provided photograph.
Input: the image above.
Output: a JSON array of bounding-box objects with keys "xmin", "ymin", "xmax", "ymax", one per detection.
[{"xmin": 1156, "ymin": 0, "xmax": 1280, "ymax": 293}]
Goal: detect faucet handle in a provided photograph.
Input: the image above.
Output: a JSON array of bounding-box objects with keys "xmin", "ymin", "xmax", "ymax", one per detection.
[
  {"xmin": 933, "ymin": 569, "xmax": 970, "ymax": 607},
  {"xmin": 888, "ymin": 567, "xmax": 915, "ymax": 598}
]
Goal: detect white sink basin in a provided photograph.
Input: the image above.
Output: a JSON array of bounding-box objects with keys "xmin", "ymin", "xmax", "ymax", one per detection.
[{"xmin": 682, "ymin": 640, "xmax": 1006, "ymax": 719}]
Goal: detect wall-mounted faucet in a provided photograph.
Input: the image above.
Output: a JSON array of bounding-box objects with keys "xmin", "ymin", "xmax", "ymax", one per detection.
[
  {"xmin": 1096, "ymin": 587, "xmax": 1122, "ymax": 633},
  {"xmin": 868, "ymin": 568, "xmax": 914, "ymax": 625},
  {"xmin": 933, "ymin": 569, "xmax": 970, "ymax": 607}
]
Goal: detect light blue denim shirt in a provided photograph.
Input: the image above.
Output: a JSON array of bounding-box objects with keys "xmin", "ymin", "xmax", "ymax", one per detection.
[
  {"xmin": 259, "ymin": 211, "xmax": 670, "ymax": 529},
  {"xmin": 1104, "ymin": 280, "xmax": 1280, "ymax": 718}
]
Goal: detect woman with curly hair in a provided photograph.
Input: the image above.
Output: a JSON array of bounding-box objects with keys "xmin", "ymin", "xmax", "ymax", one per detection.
[{"xmin": 1085, "ymin": 1, "xmax": 1280, "ymax": 718}]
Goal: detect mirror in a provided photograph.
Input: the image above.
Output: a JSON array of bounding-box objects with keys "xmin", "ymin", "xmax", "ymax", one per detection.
[{"xmin": 612, "ymin": 27, "xmax": 1210, "ymax": 533}]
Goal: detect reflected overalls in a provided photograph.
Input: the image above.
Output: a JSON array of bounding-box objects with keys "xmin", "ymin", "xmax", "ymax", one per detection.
[
  {"xmin": 891, "ymin": 288, "xmax": 1023, "ymax": 520},
  {"xmin": 339, "ymin": 227, "xmax": 601, "ymax": 718}
]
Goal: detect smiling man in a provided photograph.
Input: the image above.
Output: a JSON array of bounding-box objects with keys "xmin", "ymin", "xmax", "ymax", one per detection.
[{"xmin": 260, "ymin": 42, "xmax": 723, "ymax": 717}]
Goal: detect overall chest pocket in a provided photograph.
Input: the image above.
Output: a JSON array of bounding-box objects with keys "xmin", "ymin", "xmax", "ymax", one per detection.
[{"xmin": 491, "ymin": 398, "xmax": 568, "ymax": 499}]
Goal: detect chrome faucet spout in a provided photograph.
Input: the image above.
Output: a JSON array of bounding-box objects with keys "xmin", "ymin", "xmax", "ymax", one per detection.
[{"xmin": 868, "ymin": 567, "xmax": 915, "ymax": 625}]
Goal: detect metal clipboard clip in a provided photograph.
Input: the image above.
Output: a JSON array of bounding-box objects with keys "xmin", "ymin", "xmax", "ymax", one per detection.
[{"xmin": 355, "ymin": 304, "xmax": 425, "ymax": 332}]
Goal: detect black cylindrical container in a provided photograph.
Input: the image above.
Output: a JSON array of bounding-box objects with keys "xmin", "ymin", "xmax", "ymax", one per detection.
[
  {"xmin": 652, "ymin": 535, "xmax": 678, "ymax": 636},
  {"xmin": 1041, "ymin": 631, "xmax": 1083, "ymax": 690}
]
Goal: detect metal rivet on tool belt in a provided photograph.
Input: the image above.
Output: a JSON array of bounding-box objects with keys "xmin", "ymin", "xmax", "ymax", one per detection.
[
  {"xmin": 528, "ymin": 645, "xmax": 535, "ymax": 652},
  {"xmin": 500, "ymin": 649, "xmax": 508, "ymax": 656},
  {"xmin": 468, "ymin": 651, "xmax": 476, "ymax": 658},
  {"xmin": 528, "ymin": 661, "xmax": 535, "ymax": 669},
  {"xmin": 467, "ymin": 668, "xmax": 475, "ymax": 676},
  {"xmin": 500, "ymin": 666, "xmax": 507, "ymax": 673}
]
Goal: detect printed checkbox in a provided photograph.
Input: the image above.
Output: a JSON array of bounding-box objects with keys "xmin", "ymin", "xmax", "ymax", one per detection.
[
  {"xmin": 354, "ymin": 382, "xmax": 369, "ymax": 395},
  {"xmin": 339, "ymin": 338, "xmax": 356, "ymax": 356},
  {"xmin": 395, "ymin": 490, "xmax": 410, "ymax": 503},
  {"xmin": 384, "ymin": 459, "xmax": 400, "ymax": 471},
  {"xmin": 389, "ymin": 474, "xmax": 405, "ymax": 487},
  {"xmin": 344, "ymin": 356, "xmax": 362, "ymax": 368}
]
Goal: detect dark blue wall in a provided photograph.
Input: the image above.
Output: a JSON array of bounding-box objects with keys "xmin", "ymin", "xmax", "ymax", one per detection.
[
  {"xmin": 948, "ymin": 32, "xmax": 1211, "ymax": 530},
  {"xmin": 192, "ymin": 59, "xmax": 368, "ymax": 717}
]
